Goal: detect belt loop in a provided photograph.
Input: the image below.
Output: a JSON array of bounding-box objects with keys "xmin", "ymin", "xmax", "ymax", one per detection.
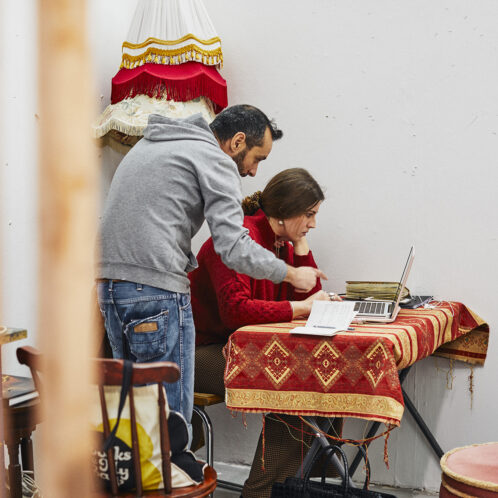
[
  {"xmin": 108, "ymin": 280, "xmax": 114, "ymax": 292},
  {"xmin": 136, "ymin": 283, "xmax": 143, "ymax": 291}
]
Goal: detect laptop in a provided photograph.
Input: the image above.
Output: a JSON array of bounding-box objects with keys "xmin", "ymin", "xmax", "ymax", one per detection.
[{"xmin": 350, "ymin": 247, "xmax": 415, "ymax": 323}]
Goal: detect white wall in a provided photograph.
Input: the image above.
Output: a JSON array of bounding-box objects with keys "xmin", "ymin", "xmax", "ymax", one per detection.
[
  {"xmin": 2, "ymin": 0, "xmax": 497, "ymax": 491},
  {"xmin": 0, "ymin": 0, "xmax": 39, "ymax": 377}
]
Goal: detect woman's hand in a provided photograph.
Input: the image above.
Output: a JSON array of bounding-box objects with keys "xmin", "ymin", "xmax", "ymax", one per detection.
[
  {"xmin": 292, "ymin": 236, "xmax": 310, "ymax": 256},
  {"xmin": 275, "ymin": 235, "xmax": 309, "ymax": 256},
  {"xmin": 274, "ymin": 227, "xmax": 310, "ymax": 256},
  {"xmin": 327, "ymin": 292, "xmax": 343, "ymax": 302},
  {"xmin": 290, "ymin": 289, "xmax": 331, "ymax": 318}
]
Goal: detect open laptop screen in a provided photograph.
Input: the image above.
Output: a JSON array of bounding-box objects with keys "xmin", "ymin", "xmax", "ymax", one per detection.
[{"xmin": 393, "ymin": 246, "xmax": 415, "ymax": 305}]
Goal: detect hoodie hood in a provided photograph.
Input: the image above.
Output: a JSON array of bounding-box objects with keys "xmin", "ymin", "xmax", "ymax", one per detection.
[{"xmin": 143, "ymin": 113, "xmax": 218, "ymax": 147}]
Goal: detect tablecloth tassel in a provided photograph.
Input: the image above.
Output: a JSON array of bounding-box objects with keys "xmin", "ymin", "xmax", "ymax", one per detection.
[
  {"xmin": 446, "ymin": 358, "xmax": 455, "ymax": 390},
  {"xmin": 469, "ymin": 364, "xmax": 474, "ymax": 409},
  {"xmin": 364, "ymin": 445, "xmax": 371, "ymax": 485},
  {"xmin": 383, "ymin": 428, "xmax": 391, "ymax": 469}
]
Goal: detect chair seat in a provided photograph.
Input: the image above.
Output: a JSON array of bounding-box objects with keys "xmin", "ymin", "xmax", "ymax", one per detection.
[
  {"xmin": 440, "ymin": 442, "xmax": 498, "ymax": 497},
  {"xmin": 93, "ymin": 462, "xmax": 217, "ymax": 497},
  {"xmin": 193, "ymin": 393, "xmax": 223, "ymax": 407},
  {"xmin": 4, "ymin": 398, "xmax": 42, "ymax": 438}
]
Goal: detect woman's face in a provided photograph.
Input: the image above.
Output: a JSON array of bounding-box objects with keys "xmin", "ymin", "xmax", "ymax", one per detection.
[{"xmin": 280, "ymin": 201, "xmax": 322, "ymax": 242}]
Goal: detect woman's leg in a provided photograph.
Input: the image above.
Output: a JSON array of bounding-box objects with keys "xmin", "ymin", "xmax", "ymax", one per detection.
[
  {"xmin": 241, "ymin": 414, "xmax": 313, "ymax": 498},
  {"xmin": 242, "ymin": 415, "xmax": 344, "ymax": 498}
]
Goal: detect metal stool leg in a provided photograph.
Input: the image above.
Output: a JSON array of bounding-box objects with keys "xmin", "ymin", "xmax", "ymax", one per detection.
[
  {"xmin": 193, "ymin": 404, "xmax": 243, "ymax": 493},
  {"xmin": 193, "ymin": 406, "xmax": 215, "ymax": 497},
  {"xmin": 193, "ymin": 406, "xmax": 214, "ymax": 467}
]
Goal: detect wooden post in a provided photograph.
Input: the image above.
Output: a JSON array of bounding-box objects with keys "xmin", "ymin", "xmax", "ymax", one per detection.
[
  {"xmin": 0, "ymin": 73, "xmax": 5, "ymax": 495},
  {"xmin": 0, "ymin": 350, "xmax": 5, "ymax": 498},
  {"xmin": 0, "ymin": 190, "xmax": 5, "ymax": 498},
  {"xmin": 38, "ymin": 0, "xmax": 98, "ymax": 496}
]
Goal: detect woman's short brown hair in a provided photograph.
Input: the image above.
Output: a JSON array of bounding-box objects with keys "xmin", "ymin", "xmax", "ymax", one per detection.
[{"xmin": 242, "ymin": 168, "xmax": 324, "ymax": 218}]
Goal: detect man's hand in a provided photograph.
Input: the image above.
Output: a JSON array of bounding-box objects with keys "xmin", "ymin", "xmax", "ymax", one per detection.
[{"xmin": 283, "ymin": 265, "xmax": 327, "ymax": 293}]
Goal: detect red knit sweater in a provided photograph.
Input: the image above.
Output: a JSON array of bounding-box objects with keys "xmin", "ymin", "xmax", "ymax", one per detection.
[{"xmin": 190, "ymin": 209, "xmax": 322, "ymax": 345}]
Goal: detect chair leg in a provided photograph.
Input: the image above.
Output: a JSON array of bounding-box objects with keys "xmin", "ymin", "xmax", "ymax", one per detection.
[
  {"xmin": 6, "ymin": 440, "xmax": 22, "ymax": 498},
  {"xmin": 20, "ymin": 434, "xmax": 34, "ymax": 474}
]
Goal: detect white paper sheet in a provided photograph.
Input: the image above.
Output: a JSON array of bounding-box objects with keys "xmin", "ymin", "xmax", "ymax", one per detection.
[
  {"xmin": 290, "ymin": 301, "xmax": 357, "ymax": 336},
  {"xmin": 290, "ymin": 326, "xmax": 340, "ymax": 337}
]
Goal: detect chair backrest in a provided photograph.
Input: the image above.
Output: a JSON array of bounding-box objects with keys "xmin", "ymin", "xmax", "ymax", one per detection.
[{"xmin": 16, "ymin": 346, "xmax": 181, "ymax": 496}]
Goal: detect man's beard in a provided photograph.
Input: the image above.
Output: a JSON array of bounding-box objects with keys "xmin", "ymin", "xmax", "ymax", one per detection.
[{"xmin": 232, "ymin": 148, "xmax": 248, "ymax": 176}]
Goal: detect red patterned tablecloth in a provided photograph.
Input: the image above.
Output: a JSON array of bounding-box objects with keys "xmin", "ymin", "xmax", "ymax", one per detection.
[{"xmin": 224, "ymin": 302, "xmax": 488, "ymax": 426}]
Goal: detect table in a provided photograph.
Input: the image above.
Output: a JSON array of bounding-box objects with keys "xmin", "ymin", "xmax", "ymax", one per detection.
[
  {"xmin": 224, "ymin": 302, "xmax": 488, "ymax": 426},
  {"xmin": 0, "ymin": 328, "xmax": 28, "ymax": 498},
  {"xmin": 223, "ymin": 302, "xmax": 488, "ymax": 484}
]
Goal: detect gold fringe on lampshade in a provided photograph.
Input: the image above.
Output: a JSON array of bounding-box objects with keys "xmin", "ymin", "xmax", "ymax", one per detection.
[{"xmin": 121, "ymin": 35, "xmax": 223, "ymax": 69}]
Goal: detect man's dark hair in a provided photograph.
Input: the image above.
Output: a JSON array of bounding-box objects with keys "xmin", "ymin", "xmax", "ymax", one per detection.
[{"xmin": 209, "ymin": 104, "xmax": 283, "ymax": 149}]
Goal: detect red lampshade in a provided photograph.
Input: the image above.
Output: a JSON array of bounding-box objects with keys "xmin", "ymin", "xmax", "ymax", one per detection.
[{"xmin": 111, "ymin": 61, "xmax": 227, "ymax": 113}]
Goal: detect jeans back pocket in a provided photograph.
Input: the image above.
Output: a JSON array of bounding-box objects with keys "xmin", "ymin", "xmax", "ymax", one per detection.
[{"xmin": 124, "ymin": 310, "xmax": 169, "ymax": 362}]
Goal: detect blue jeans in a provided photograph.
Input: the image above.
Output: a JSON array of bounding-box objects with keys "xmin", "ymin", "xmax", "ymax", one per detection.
[{"xmin": 96, "ymin": 280, "xmax": 195, "ymax": 435}]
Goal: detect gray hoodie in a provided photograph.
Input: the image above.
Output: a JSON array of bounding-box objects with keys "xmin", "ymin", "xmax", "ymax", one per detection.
[{"xmin": 97, "ymin": 113, "xmax": 287, "ymax": 293}]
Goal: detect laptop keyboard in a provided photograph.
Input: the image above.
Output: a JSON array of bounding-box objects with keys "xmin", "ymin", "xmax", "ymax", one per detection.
[{"xmin": 354, "ymin": 301, "xmax": 388, "ymax": 315}]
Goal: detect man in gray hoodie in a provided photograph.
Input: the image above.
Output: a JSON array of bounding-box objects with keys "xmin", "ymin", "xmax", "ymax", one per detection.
[{"xmin": 96, "ymin": 105, "xmax": 325, "ymax": 432}]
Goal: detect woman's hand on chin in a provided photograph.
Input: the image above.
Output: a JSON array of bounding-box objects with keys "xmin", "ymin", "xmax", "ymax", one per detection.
[{"xmin": 292, "ymin": 235, "xmax": 310, "ymax": 256}]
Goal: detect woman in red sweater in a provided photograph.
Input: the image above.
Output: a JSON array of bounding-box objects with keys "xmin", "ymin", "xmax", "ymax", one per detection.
[
  {"xmin": 191, "ymin": 168, "xmax": 335, "ymax": 345},
  {"xmin": 190, "ymin": 168, "xmax": 342, "ymax": 498}
]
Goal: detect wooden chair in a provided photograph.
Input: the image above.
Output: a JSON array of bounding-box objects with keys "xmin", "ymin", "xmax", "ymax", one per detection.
[{"xmin": 17, "ymin": 346, "xmax": 217, "ymax": 497}]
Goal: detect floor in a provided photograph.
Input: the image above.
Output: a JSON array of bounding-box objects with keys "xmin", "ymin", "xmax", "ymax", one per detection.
[{"xmin": 211, "ymin": 462, "xmax": 439, "ymax": 497}]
